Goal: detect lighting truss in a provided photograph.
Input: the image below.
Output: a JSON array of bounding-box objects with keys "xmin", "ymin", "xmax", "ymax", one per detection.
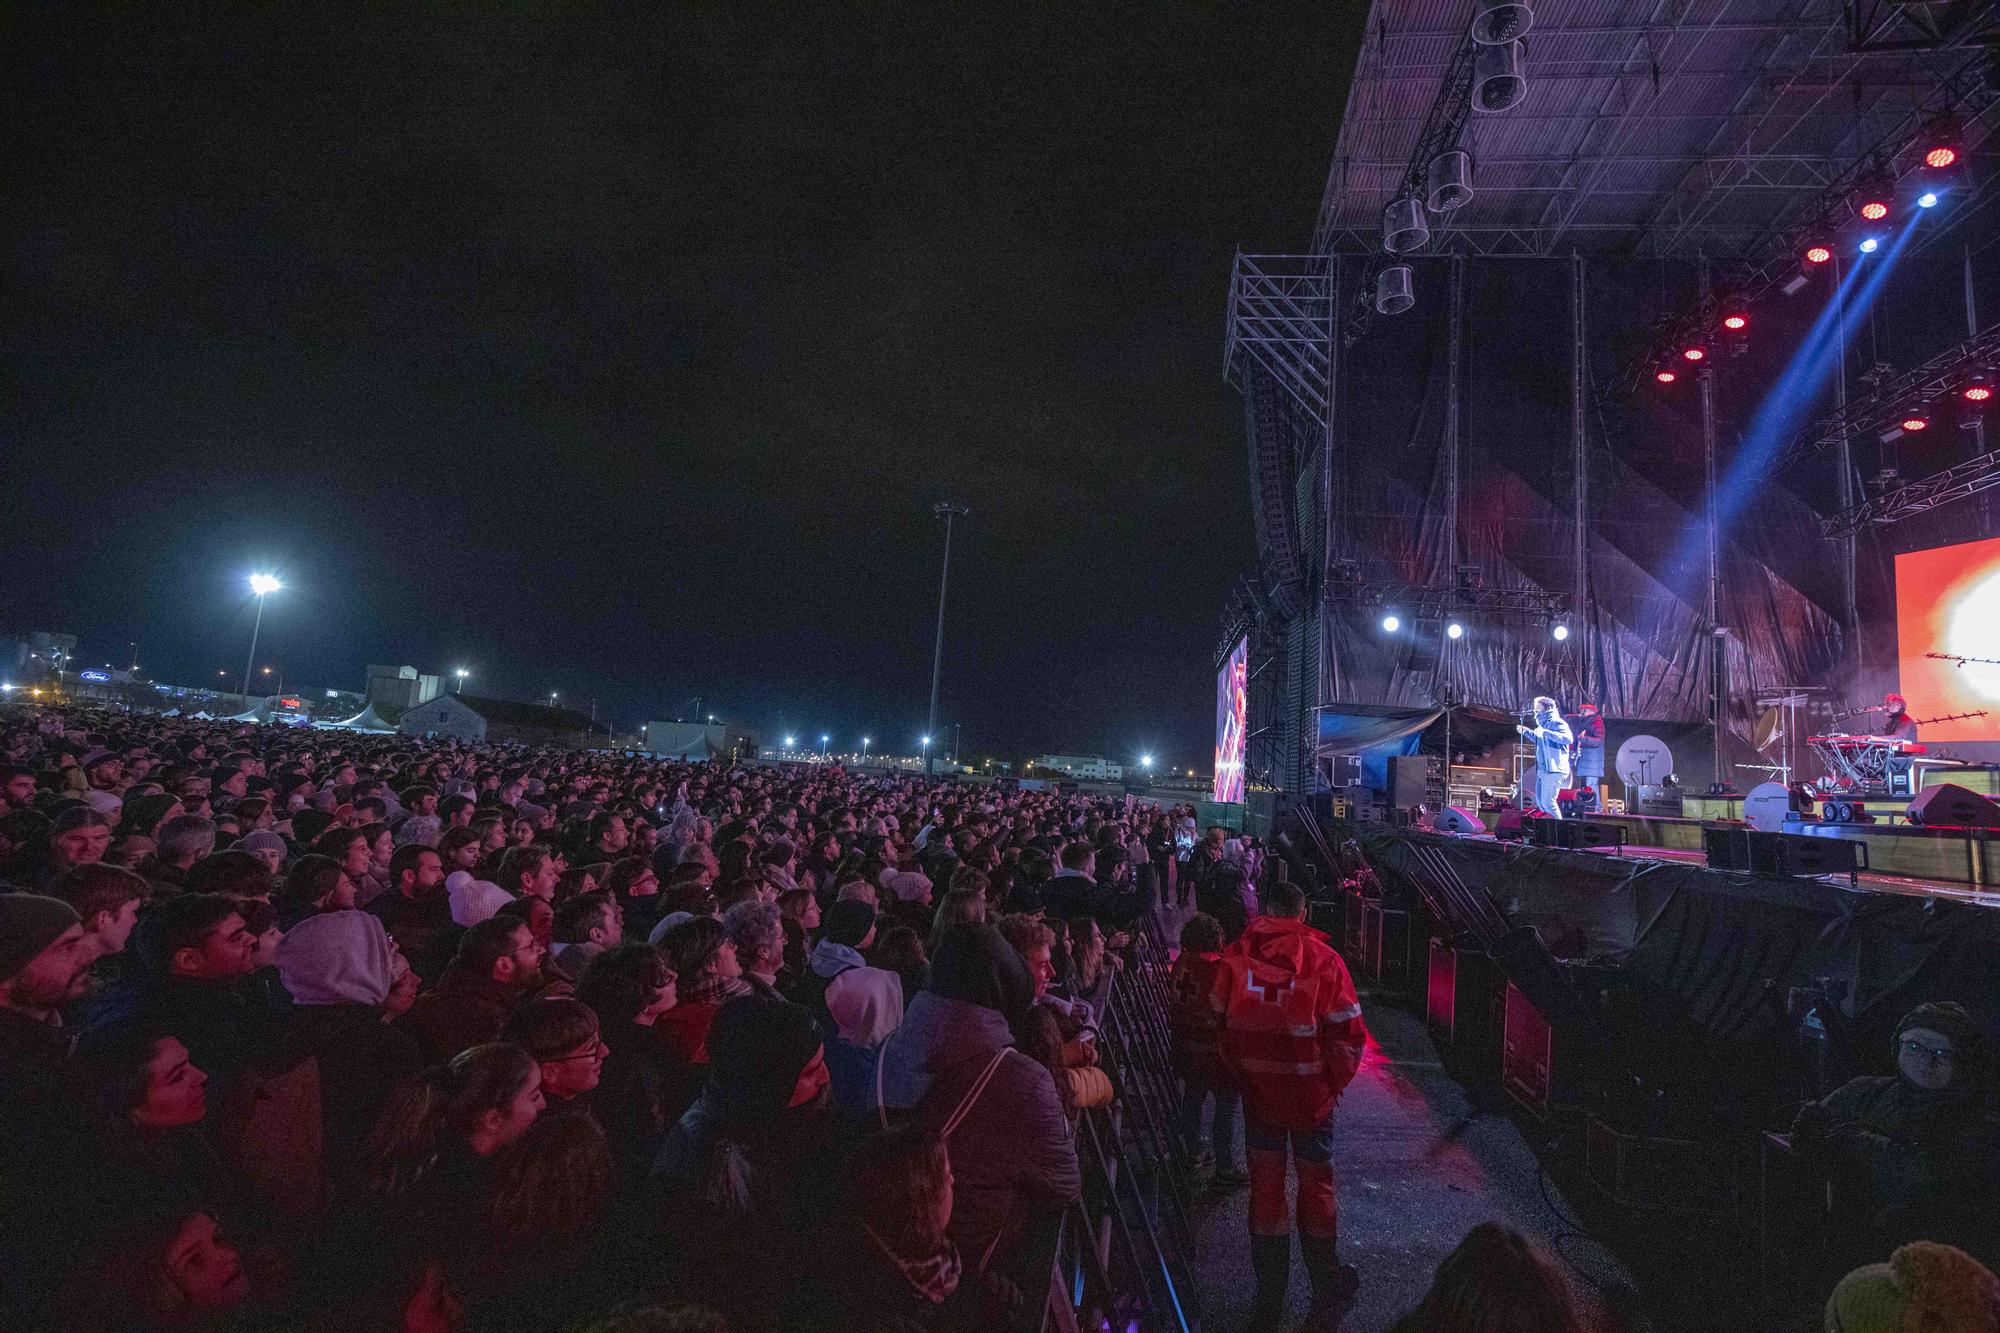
[
  {"xmin": 1783, "ymin": 322, "xmax": 2000, "ymax": 468},
  {"xmin": 1846, "ymin": 0, "xmax": 2000, "ymax": 55},
  {"xmin": 1608, "ymin": 69, "xmax": 2000, "ymax": 396},
  {"xmin": 1224, "ymin": 254, "xmax": 1335, "ymax": 432},
  {"xmin": 1323, "ymin": 580, "xmax": 1569, "ymax": 620},
  {"xmin": 1821, "ymin": 448, "xmax": 2000, "ymax": 537}
]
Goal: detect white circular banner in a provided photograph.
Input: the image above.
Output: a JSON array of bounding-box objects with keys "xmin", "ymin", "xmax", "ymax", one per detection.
[{"xmin": 1615, "ymin": 734, "xmax": 1674, "ymax": 789}]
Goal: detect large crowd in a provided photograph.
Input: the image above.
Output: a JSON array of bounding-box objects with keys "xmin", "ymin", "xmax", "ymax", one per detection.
[{"xmin": 0, "ymin": 704, "xmax": 1995, "ymax": 1333}]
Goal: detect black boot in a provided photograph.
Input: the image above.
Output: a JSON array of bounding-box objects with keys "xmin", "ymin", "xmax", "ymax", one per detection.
[
  {"xmin": 1298, "ymin": 1233, "xmax": 1358, "ymax": 1328},
  {"xmin": 1246, "ymin": 1234, "xmax": 1292, "ymax": 1331}
]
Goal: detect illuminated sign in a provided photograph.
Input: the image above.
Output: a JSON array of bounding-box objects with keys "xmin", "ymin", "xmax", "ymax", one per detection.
[{"xmin": 79, "ymin": 670, "xmax": 110, "ymax": 682}]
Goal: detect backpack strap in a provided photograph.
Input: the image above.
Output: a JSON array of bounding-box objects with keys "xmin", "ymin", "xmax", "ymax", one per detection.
[{"xmin": 941, "ymin": 1047, "xmax": 1014, "ymax": 1139}]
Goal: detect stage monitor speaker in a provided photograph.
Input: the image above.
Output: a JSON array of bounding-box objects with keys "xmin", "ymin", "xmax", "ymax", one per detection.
[
  {"xmin": 1905, "ymin": 783, "xmax": 2000, "ymax": 829},
  {"xmin": 1703, "ymin": 825, "xmax": 1751, "ymax": 871},
  {"xmin": 1526, "ymin": 818, "xmax": 1625, "ymax": 851},
  {"xmin": 1434, "ymin": 805, "xmax": 1487, "ymax": 835}
]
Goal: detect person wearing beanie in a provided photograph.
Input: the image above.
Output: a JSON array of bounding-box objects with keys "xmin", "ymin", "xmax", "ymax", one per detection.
[
  {"xmin": 236, "ymin": 829, "xmax": 288, "ymax": 876},
  {"xmin": 1826, "ymin": 1241, "xmax": 2000, "ymax": 1333},
  {"xmin": 651, "ymin": 997, "xmax": 833, "ymax": 1326},
  {"xmin": 1794, "ymin": 1000, "xmax": 2000, "ymax": 1258},
  {"xmin": 0, "ymin": 894, "xmax": 89, "ymax": 1034},
  {"xmin": 787, "ymin": 898, "xmax": 882, "ymax": 1032}
]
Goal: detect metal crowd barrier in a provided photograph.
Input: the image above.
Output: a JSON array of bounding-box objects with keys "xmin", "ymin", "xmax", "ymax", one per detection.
[{"xmin": 1036, "ymin": 910, "xmax": 1204, "ymax": 1332}]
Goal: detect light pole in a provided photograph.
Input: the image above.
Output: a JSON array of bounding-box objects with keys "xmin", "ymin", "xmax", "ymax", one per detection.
[
  {"xmin": 455, "ymin": 668, "xmax": 469, "ymax": 694},
  {"xmin": 925, "ymin": 502, "xmax": 968, "ymax": 775},
  {"xmin": 241, "ymin": 574, "xmax": 281, "ymax": 700},
  {"xmin": 549, "ymin": 692, "xmax": 559, "ymax": 705},
  {"xmin": 952, "ymin": 723, "xmax": 962, "ymax": 766},
  {"xmin": 820, "ymin": 734, "xmax": 830, "ymax": 758},
  {"xmin": 861, "ymin": 736, "xmax": 871, "ymax": 763}
]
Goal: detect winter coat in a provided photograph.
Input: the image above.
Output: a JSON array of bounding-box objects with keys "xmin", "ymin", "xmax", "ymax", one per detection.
[
  {"xmin": 397, "ymin": 963, "xmax": 523, "ymax": 1062},
  {"xmin": 1210, "ymin": 914, "xmax": 1366, "ymax": 1131},
  {"xmin": 875, "ymin": 992, "xmax": 1081, "ymax": 1271},
  {"xmin": 288, "ymin": 1002, "xmax": 425, "ymax": 1194},
  {"xmin": 1169, "ymin": 949, "xmax": 1228, "ymax": 1083}
]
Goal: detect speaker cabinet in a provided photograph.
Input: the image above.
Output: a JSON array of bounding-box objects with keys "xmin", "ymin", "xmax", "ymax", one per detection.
[
  {"xmin": 1434, "ymin": 805, "xmax": 1487, "ymax": 835},
  {"xmin": 1906, "ymin": 782, "xmax": 2000, "ymax": 829}
]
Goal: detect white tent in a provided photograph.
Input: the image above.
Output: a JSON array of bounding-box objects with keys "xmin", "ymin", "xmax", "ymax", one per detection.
[{"xmin": 321, "ymin": 703, "xmax": 398, "ymax": 733}]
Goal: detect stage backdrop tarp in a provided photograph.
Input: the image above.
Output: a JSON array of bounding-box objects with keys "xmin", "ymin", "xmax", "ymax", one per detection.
[{"xmin": 1315, "ymin": 704, "xmax": 1438, "ymax": 791}]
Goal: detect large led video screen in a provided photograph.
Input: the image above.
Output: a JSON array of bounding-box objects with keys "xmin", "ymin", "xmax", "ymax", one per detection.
[
  {"xmin": 1213, "ymin": 636, "xmax": 1248, "ymax": 803},
  {"xmin": 1895, "ymin": 536, "xmax": 2000, "ymax": 742}
]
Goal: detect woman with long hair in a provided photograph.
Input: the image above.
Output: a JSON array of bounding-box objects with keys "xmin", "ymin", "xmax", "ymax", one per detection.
[
  {"xmin": 777, "ymin": 887, "xmax": 819, "ymax": 983},
  {"xmin": 361, "ymin": 1042, "xmax": 545, "ymax": 1203},
  {"xmin": 276, "ymin": 853, "xmax": 357, "ymax": 929},
  {"xmin": 577, "ymin": 943, "xmax": 685, "ymax": 1179},
  {"xmin": 927, "ymin": 886, "xmax": 987, "ymax": 957},
  {"xmin": 1387, "ymin": 1223, "xmax": 1586, "ymax": 1333}
]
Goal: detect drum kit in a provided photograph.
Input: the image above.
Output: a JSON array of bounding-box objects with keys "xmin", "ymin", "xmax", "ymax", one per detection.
[{"xmin": 1743, "ymin": 683, "xmax": 1985, "ymax": 815}]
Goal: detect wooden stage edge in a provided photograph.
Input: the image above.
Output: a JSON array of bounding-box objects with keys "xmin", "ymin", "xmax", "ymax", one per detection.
[{"xmin": 1472, "ymin": 812, "xmax": 2000, "ymax": 906}]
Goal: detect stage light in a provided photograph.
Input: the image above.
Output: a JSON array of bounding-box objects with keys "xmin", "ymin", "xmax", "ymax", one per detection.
[
  {"xmin": 1445, "ymin": 621, "xmax": 1465, "ymax": 640},
  {"xmin": 1859, "ymin": 236, "xmax": 1881, "ymax": 254},
  {"xmin": 1655, "ymin": 369, "xmax": 1678, "ymax": 384},
  {"xmin": 1722, "ymin": 313, "xmax": 1748, "ymax": 331},
  {"xmin": 1900, "ymin": 414, "xmax": 1930, "ymax": 433},
  {"xmin": 1918, "ymin": 191, "xmax": 1939, "ymax": 209},
  {"xmin": 1682, "ymin": 345, "xmax": 1706, "ymax": 362},
  {"xmin": 248, "ymin": 574, "xmax": 281, "ymax": 596},
  {"xmin": 1381, "ymin": 614, "xmax": 1401, "ymax": 633},
  {"xmin": 1924, "ymin": 145, "xmax": 1958, "ymax": 170},
  {"xmin": 783, "ymin": 735, "xmax": 796, "ymax": 747},
  {"xmin": 1858, "ymin": 200, "xmax": 1889, "ymax": 221},
  {"xmin": 1965, "ymin": 374, "xmax": 1993, "ymax": 403},
  {"xmin": 1551, "ymin": 622, "xmax": 1570, "ymax": 641},
  {"xmin": 1805, "ymin": 245, "xmax": 1832, "ymax": 265}
]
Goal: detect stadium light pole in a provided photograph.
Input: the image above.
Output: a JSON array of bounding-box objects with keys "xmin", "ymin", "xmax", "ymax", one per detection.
[
  {"xmin": 925, "ymin": 502, "xmax": 969, "ymax": 775},
  {"xmin": 241, "ymin": 575, "xmax": 281, "ymax": 701},
  {"xmin": 455, "ymin": 668, "xmax": 469, "ymax": 694}
]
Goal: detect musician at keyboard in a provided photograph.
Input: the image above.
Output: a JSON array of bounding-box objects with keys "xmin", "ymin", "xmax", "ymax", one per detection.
[{"xmin": 1875, "ymin": 693, "xmax": 1918, "ymax": 743}]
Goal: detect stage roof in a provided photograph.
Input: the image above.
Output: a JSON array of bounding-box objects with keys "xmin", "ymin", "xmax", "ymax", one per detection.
[{"xmin": 1315, "ymin": 0, "xmax": 2000, "ymax": 258}]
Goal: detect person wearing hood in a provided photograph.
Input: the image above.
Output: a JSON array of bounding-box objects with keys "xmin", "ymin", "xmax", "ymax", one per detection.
[
  {"xmin": 790, "ymin": 898, "xmax": 899, "ymax": 1038},
  {"xmin": 1793, "ymin": 1000, "xmax": 2000, "ymax": 1259},
  {"xmin": 875, "ymin": 922, "xmax": 1080, "ymax": 1279},
  {"xmin": 652, "ymin": 996, "xmax": 836, "ymax": 1327},
  {"xmin": 824, "ymin": 961, "xmax": 904, "ymax": 1125},
  {"xmin": 275, "ymin": 910, "xmax": 425, "ymax": 1200},
  {"xmin": 1211, "ymin": 880, "xmax": 1367, "ymax": 1328},
  {"xmin": 1825, "ymin": 1240, "xmax": 1999, "ymax": 1333}
]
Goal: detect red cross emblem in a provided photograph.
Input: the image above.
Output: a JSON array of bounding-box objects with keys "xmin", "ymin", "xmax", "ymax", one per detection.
[{"xmin": 1247, "ymin": 971, "xmax": 1292, "ymax": 1004}]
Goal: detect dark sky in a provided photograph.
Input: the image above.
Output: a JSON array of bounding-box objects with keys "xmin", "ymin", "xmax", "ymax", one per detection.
[{"xmin": 3, "ymin": 4, "xmax": 1358, "ymax": 767}]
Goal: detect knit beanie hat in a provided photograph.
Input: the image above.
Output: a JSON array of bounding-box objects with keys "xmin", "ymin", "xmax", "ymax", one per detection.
[
  {"xmin": 276, "ymin": 909, "xmax": 395, "ymax": 1006},
  {"xmin": 708, "ymin": 996, "xmax": 823, "ymax": 1124},
  {"xmin": 393, "ymin": 815, "xmax": 441, "ymax": 848},
  {"xmin": 291, "ymin": 809, "xmax": 336, "ymax": 846},
  {"xmin": 1826, "ymin": 1242, "xmax": 2000, "ymax": 1333},
  {"xmin": 823, "ymin": 898, "xmax": 877, "ymax": 948},
  {"xmin": 887, "ymin": 870, "xmax": 933, "ymax": 904},
  {"xmin": 238, "ymin": 830, "xmax": 288, "ymax": 861},
  {"xmin": 1895, "ymin": 1001, "xmax": 1988, "ymax": 1086},
  {"xmin": 0, "ymin": 894, "xmax": 81, "ymax": 982},
  {"xmin": 117, "ymin": 793, "xmax": 181, "ymax": 836}
]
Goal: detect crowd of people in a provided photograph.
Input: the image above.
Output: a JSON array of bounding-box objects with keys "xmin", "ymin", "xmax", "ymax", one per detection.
[{"xmin": 1, "ymin": 702, "xmax": 1994, "ymax": 1333}]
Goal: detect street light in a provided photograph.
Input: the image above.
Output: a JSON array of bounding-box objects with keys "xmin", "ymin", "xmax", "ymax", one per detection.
[
  {"xmin": 1140, "ymin": 754, "xmax": 1154, "ymax": 770},
  {"xmin": 783, "ymin": 735, "xmax": 796, "ymax": 749},
  {"xmin": 455, "ymin": 668, "xmax": 469, "ymax": 693},
  {"xmin": 820, "ymin": 734, "xmax": 830, "ymax": 757},
  {"xmin": 861, "ymin": 737, "xmax": 871, "ymax": 759},
  {"xmin": 241, "ymin": 574, "xmax": 281, "ymax": 699},
  {"xmin": 550, "ymin": 692, "xmax": 560, "ymax": 704}
]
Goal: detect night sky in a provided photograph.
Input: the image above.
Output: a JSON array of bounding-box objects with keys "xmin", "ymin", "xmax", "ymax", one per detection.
[{"xmin": 2, "ymin": 4, "xmax": 1358, "ymax": 766}]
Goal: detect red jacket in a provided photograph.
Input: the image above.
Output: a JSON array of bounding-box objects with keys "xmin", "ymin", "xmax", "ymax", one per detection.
[
  {"xmin": 1170, "ymin": 950, "xmax": 1226, "ymax": 1080},
  {"xmin": 1209, "ymin": 915, "xmax": 1366, "ymax": 1130}
]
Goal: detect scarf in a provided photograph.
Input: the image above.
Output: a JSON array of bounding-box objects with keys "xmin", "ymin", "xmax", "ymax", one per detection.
[
  {"xmin": 864, "ymin": 1226, "xmax": 962, "ymax": 1305},
  {"xmin": 682, "ymin": 972, "xmax": 752, "ymax": 1007}
]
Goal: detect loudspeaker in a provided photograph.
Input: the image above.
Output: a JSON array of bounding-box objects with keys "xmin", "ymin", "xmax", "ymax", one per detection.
[
  {"xmin": 1434, "ymin": 805, "xmax": 1487, "ymax": 835},
  {"xmin": 1633, "ymin": 784, "xmax": 1684, "ymax": 817},
  {"xmin": 1703, "ymin": 825, "xmax": 1751, "ymax": 871},
  {"xmin": 1329, "ymin": 753, "xmax": 1363, "ymax": 786},
  {"xmin": 1526, "ymin": 818, "xmax": 1625, "ymax": 851},
  {"xmin": 1906, "ymin": 782, "xmax": 2000, "ymax": 829}
]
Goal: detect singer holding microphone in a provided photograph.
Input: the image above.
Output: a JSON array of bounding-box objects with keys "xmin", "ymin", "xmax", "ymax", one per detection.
[{"xmin": 1518, "ymin": 695, "xmax": 1575, "ymax": 820}]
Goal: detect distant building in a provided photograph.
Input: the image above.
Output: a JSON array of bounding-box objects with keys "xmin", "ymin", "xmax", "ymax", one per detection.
[
  {"xmin": 365, "ymin": 664, "xmax": 441, "ymax": 710},
  {"xmin": 398, "ymin": 694, "xmax": 602, "ymax": 748},
  {"xmin": 643, "ymin": 720, "xmax": 761, "ymax": 762},
  {"xmin": 1029, "ymin": 754, "xmax": 1124, "ymax": 781},
  {"xmin": 2, "ymin": 632, "xmax": 79, "ymax": 684}
]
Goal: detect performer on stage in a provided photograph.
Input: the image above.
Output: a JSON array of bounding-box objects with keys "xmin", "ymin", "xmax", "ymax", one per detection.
[
  {"xmin": 1517, "ymin": 696, "xmax": 1575, "ymax": 821},
  {"xmin": 1876, "ymin": 693, "xmax": 1918, "ymax": 742},
  {"xmin": 1568, "ymin": 702, "xmax": 1606, "ymax": 812}
]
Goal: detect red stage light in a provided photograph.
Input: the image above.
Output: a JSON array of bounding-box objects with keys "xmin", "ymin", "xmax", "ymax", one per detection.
[
  {"xmin": 1925, "ymin": 146, "xmax": 1958, "ymax": 170},
  {"xmin": 1722, "ymin": 314, "xmax": 1748, "ymax": 331},
  {"xmin": 1859, "ymin": 200, "xmax": 1889, "ymax": 221},
  {"xmin": 1805, "ymin": 245, "xmax": 1832, "ymax": 265},
  {"xmin": 1655, "ymin": 369, "xmax": 1677, "ymax": 384},
  {"xmin": 1902, "ymin": 416, "xmax": 1930, "ymax": 432},
  {"xmin": 1965, "ymin": 385, "xmax": 1992, "ymax": 403},
  {"xmin": 1682, "ymin": 345, "xmax": 1706, "ymax": 362}
]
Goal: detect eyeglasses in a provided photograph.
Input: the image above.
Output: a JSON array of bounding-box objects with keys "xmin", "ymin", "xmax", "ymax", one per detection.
[
  {"xmin": 1900, "ymin": 1038, "xmax": 1955, "ymax": 1065},
  {"xmin": 547, "ymin": 1036, "xmax": 607, "ymax": 1064}
]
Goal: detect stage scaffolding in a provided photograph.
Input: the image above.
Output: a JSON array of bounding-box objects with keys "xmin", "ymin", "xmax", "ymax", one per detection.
[{"xmin": 1223, "ymin": 0, "xmax": 2000, "ymax": 798}]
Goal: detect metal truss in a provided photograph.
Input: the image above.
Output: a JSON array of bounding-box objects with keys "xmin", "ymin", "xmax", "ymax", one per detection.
[
  {"xmin": 1847, "ymin": 0, "xmax": 2000, "ymax": 54},
  {"xmin": 1323, "ymin": 579, "xmax": 1570, "ymax": 620},
  {"xmin": 1224, "ymin": 254, "xmax": 1335, "ymax": 432},
  {"xmin": 1822, "ymin": 447, "xmax": 2000, "ymax": 536},
  {"xmin": 1783, "ymin": 322, "xmax": 2000, "ymax": 466}
]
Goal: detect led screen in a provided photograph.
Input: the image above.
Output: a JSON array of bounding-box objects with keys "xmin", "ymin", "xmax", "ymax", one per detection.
[
  {"xmin": 1895, "ymin": 536, "xmax": 2000, "ymax": 742},
  {"xmin": 1213, "ymin": 636, "xmax": 1248, "ymax": 803}
]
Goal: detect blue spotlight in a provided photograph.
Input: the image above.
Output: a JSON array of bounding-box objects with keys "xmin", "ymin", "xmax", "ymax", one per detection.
[
  {"xmin": 1859, "ymin": 236, "xmax": 1880, "ymax": 254},
  {"xmin": 1918, "ymin": 191, "xmax": 1939, "ymax": 209}
]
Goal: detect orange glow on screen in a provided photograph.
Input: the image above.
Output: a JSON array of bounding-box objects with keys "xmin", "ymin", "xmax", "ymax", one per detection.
[{"xmin": 1896, "ymin": 536, "xmax": 2000, "ymax": 741}]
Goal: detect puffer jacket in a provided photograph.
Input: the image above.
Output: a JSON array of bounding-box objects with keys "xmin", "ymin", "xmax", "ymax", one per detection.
[{"xmin": 876, "ymin": 991, "xmax": 1081, "ymax": 1271}]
